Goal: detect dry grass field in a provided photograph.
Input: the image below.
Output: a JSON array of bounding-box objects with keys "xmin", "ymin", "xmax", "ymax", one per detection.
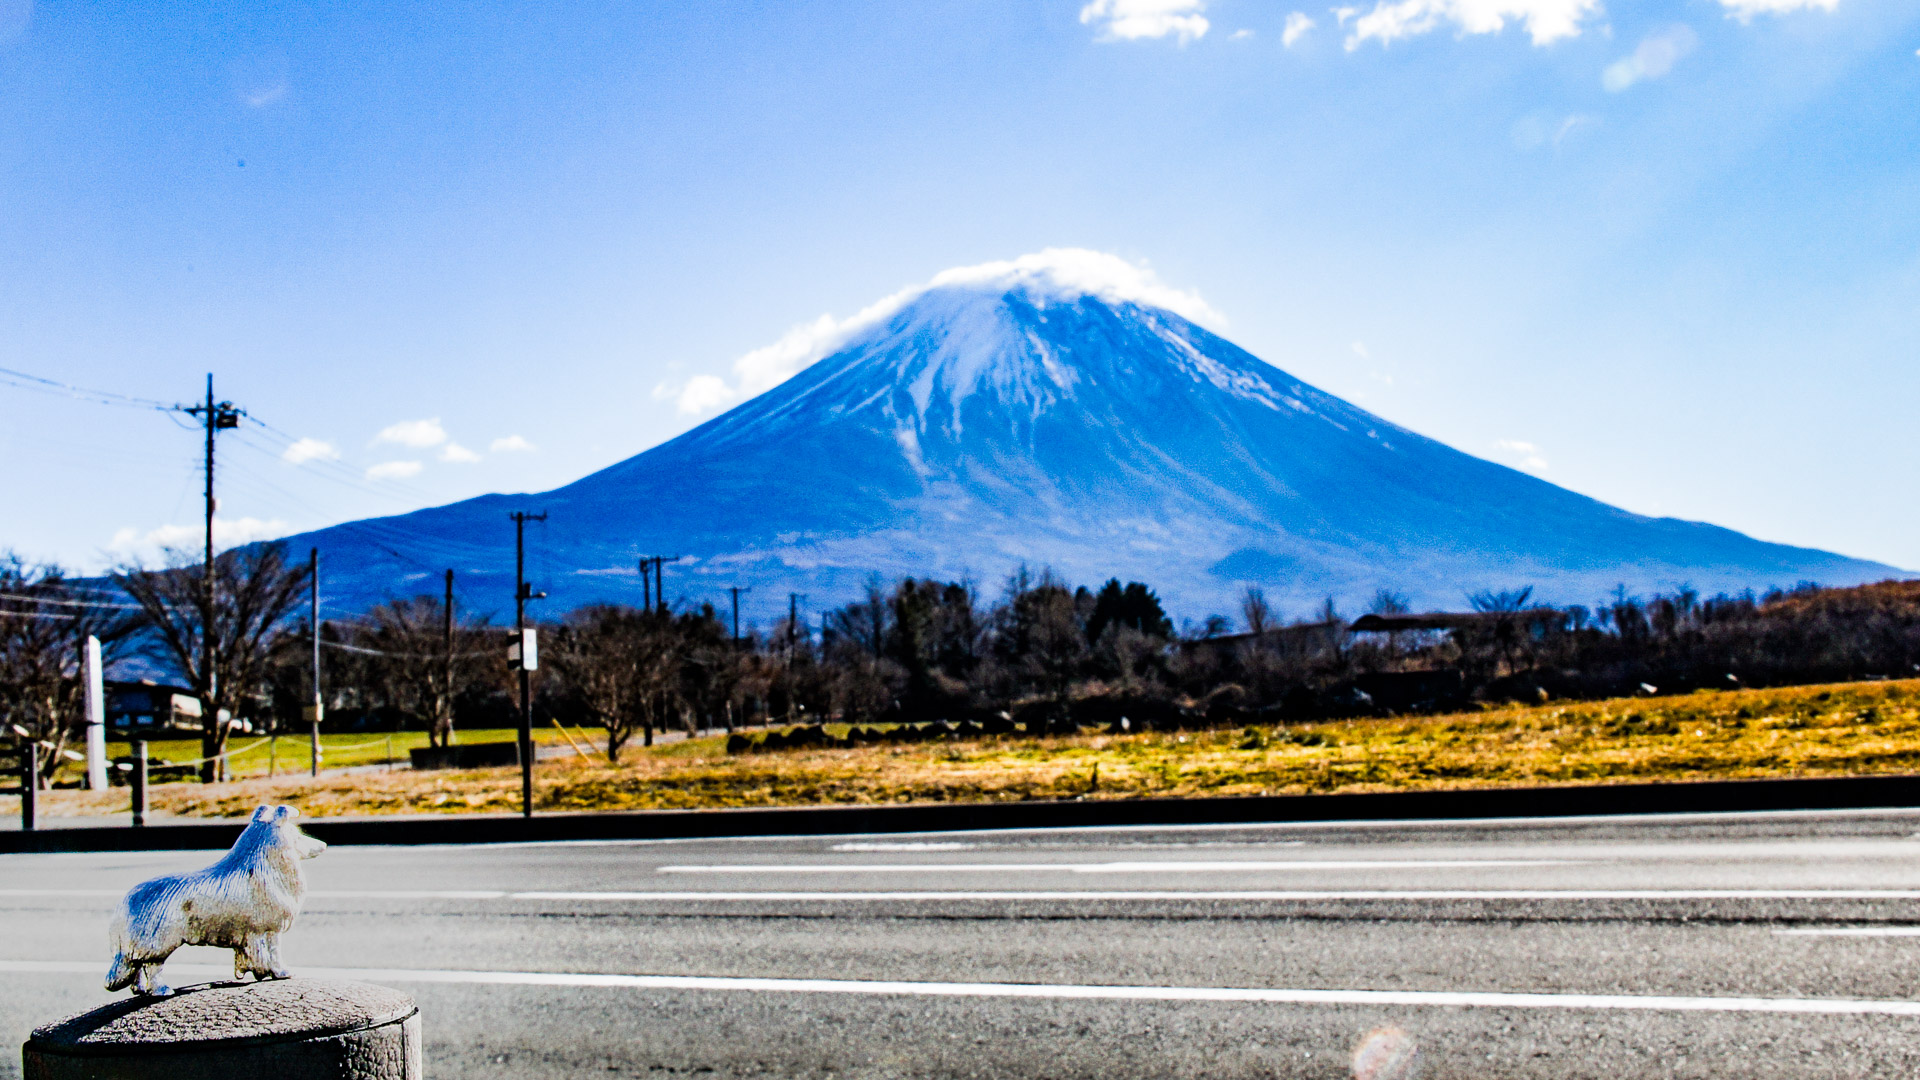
[{"xmin": 14, "ymin": 678, "xmax": 1920, "ymax": 822}]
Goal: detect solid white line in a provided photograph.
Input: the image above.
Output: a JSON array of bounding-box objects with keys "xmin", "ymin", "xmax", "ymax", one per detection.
[
  {"xmin": 0, "ymin": 889, "xmax": 511, "ymax": 901},
  {"xmin": 655, "ymin": 860, "xmax": 1580, "ymax": 874},
  {"xmin": 511, "ymin": 889, "xmax": 1920, "ymax": 902},
  {"xmin": 1777, "ymin": 928, "xmax": 1920, "ymax": 938},
  {"xmin": 11, "ymin": 888, "xmax": 1920, "ymax": 903},
  {"xmin": 4, "ymin": 960, "xmax": 1917, "ymax": 1016}
]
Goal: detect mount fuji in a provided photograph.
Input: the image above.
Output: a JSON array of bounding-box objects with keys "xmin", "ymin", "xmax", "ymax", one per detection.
[{"xmin": 286, "ymin": 252, "xmax": 1901, "ymax": 624}]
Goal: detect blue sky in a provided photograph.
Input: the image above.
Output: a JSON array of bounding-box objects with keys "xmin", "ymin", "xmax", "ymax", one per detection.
[{"xmin": 0, "ymin": 0, "xmax": 1914, "ymax": 581}]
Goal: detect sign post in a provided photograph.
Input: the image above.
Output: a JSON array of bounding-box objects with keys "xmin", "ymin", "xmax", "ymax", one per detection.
[{"xmin": 83, "ymin": 635, "xmax": 107, "ymax": 791}]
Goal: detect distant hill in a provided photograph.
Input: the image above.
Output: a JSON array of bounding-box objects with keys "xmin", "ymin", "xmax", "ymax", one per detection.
[{"xmin": 279, "ymin": 260, "xmax": 1905, "ymax": 625}]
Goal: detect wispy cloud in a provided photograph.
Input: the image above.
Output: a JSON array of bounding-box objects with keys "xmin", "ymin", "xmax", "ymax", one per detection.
[
  {"xmin": 373, "ymin": 418, "xmax": 447, "ymax": 448},
  {"xmin": 280, "ymin": 437, "xmax": 338, "ymax": 465},
  {"xmin": 109, "ymin": 516, "xmax": 290, "ymax": 556},
  {"xmin": 366, "ymin": 460, "xmax": 423, "ymax": 481},
  {"xmin": 1080, "ymin": 0, "xmax": 1210, "ymax": 43},
  {"xmin": 1494, "ymin": 438, "xmax": 1549, "ymax": 471},
  {"xmin": 1283, "ymin": 11, "xmax": 1316, "ymax": 45},
  {"xmin": 1343, "ymin": 0, "xmax": 1602, "ymax": 49},
  {"xmin": 1512, "ymin": 112, "xmax": 1598, "ymax": 149},
  {"xmin": 1718, "ymin": 0, "xmax": 1838, "ymax": 21},
  {"xmin": 1603, "ymin": 25, "xmax": 1697, "ymax": 92},
  {"xmin": 438, "ymin": 442, "xmax": 481, "ymax": 464},
  {"xmin": 489, "ymin": 434, "xmax": 536, "ymax": 453}
]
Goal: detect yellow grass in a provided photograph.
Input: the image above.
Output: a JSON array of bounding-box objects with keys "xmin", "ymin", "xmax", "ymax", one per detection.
[{"xmin": 14, "ymin": 679, "xmax": 1920, "ymax": 822}]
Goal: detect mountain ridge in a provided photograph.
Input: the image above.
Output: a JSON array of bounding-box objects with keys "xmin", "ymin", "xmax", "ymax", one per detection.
[{"xmin": 282, "ymin": 265, "xmax": 1904, "ymax": 624}]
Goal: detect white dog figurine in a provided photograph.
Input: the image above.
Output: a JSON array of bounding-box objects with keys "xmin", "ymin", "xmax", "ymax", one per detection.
[{"xmin": 105, "ymin": 804, "xmax": 327, "ymax": 996}]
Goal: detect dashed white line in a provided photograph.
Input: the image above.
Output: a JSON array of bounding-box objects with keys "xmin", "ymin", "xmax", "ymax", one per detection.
[
  {"xmin": 3, "ymin": 960, "xmax": 1917, "ymax": 1016},
  {"xmin": 1776, "ymin": 927, "xmax": 1920, "ymax": 938}
]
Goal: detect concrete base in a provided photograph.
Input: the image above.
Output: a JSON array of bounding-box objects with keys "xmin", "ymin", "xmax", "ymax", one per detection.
[{"xmin": 23, "ymin": 978, "xmax": 419, "ymax": 1080}]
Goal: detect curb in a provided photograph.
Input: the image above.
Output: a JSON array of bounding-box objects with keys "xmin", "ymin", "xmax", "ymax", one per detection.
[{"xmin": 5, "ymin": 773, "xmax": 1920, "ymax": 853}]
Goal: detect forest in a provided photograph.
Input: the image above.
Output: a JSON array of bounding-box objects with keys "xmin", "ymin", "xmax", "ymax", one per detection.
[{"xmin": 3, "ymin": 542, "xmax": 1920, "ymax": 777}]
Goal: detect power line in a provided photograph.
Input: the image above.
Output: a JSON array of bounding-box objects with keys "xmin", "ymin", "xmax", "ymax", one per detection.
[
  {"xmin": 0, "ymin": 365, "xmax": 178, "ymax": 412},
  {"xmin": 0, "ymin": 592, "xmax": 143, "ymax": 610}
]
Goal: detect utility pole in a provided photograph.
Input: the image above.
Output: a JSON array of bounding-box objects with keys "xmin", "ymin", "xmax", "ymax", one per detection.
[
  {"xmin": 442, "ymin": 569, "xmax": 455, "ymax": 748},
  {"xmin": 788, "ymin": 593, "xmax": 805, "ymax": 659},
  {"xmin": 640, "ymin": 557, "xmax": 651, "ymax": 611},
  {"xmin": 729, "ymin": 586, "xmax": 751, "ymax": 648},
  {"xmin": 185, "ymin": 375, "xmax": 242, "ymax": 783},
  {"xmin": 308, "ymin": 548, "xmax": 321, "ymax": 777},
  {"xmin": 785, "ymin": 592, "xmax": 806, "ymax": 727},
  {"xmin": 640, "ymin": 555, "xmax": 682, "ymax": 614},
  {"xmin": 510, "ymin": 511, "xmax": 548, "ymax": 818}
]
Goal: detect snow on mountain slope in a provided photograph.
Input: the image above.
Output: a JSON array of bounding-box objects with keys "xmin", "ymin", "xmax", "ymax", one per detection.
[{"xmin": 283, "ymin": 253, "xmax": 1903, "ymax": 623}]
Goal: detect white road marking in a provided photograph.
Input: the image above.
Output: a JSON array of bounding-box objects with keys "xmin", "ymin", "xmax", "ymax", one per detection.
[
  {"xmin": 9, "ymin": 888, "xmax": 1920, "ymax": 903},
  {"xmin": 0, "ymin": 889, "xmax": 511, "ymax": 901},
  {"xmin": 832, "ymin": 842, "xmax": 980, "ymax": 852},
  {"xmin": 1776, "ymin": 927, "xmax": 1920, "ymax": 938},
  {"xmin": 656, "ymin": 860, "xmax": 1580, "ymax": 874},
  {"xmin": 509, "ymin": 889, "xmax": 1920, "ymax": 902},
  {"xmin": 4, "ymin": 959, "xmax": 1917, "ymax": 1016}
]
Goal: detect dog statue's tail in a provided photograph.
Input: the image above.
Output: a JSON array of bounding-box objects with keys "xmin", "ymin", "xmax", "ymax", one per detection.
[{"xmin": 104, "ymin": 914, "xmax": 136, "ymax": 991}]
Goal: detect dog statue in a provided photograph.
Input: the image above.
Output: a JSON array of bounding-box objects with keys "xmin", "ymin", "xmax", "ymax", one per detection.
[{"xmin": 105, "ymin": 804, "xmax": 328, "ymax": 996}]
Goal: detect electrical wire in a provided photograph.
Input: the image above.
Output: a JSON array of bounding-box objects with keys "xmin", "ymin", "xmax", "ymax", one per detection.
[
  {"xmin": 0, "ymin": 592, "xmax": 143, "ymax": 610},
  {"xmin": 321, "ymin": 639, "xmax": 494, "ymax": 660},
  {"xmin": 0, "ymin": 365, "xmax": 179, "ymax": 412}
]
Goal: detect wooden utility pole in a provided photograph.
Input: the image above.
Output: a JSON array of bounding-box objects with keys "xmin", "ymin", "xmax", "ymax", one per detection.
[
  {"xmin": 185, "ymin": 375, "xmax": 242, "ymax": 783},
  {"xmin": 442, "ymin": 569, "xmax": 455, "ymax": 747},
  {"xmin": 639, "ymin": 555, "xmax": 682, "ymax": 614},
  {"xmin": 729, "ymin": 586, "xmax": 751, "ymax": 648},
  {"xmin": 511, "ymin": 511, "xmax": 548, "ymax": 818},
  {"xmin": 308, "ymin": 548, "xmax": 321, "ymax": 777}
]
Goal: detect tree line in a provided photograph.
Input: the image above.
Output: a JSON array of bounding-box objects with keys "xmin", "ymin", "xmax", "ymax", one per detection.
[{"xmin": 4, "ymin": 540, "xmax": 1919, "ymax": 783}]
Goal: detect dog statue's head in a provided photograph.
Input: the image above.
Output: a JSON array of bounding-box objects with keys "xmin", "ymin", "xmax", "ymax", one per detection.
[{"xmin": 250, "ymin": 804, "xmax": 327, "ymax": 860}]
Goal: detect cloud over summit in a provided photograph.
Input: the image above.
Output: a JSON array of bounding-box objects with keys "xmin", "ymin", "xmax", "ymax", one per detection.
[{"xmin": 666, "ymin": 249, "xmax": 1222, "ymax": 416}]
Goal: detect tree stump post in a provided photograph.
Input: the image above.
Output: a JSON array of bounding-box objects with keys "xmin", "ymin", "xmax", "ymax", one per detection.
[{"xmin": 23, "ymin": 979, "xmax": 420, "ymax": 1080}]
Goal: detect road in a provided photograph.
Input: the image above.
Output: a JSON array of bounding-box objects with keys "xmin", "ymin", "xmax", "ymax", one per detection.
[{"xmin": 6, "ymin": 807, "xmax": 1920, "ymax": 1078}]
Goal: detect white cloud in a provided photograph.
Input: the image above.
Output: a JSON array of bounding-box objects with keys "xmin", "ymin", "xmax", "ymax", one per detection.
[
  {"xmin": 1494, "ymin": 438, "xmax": 1549, "ymax": 471},
  {"xmin": 1512, "ymin": 111, "xmax": 1597, "ymax": 149},
  {"xmin": 489, "ymin": 434, "xmax": 536, "ymax": 453},
  {"xmin": 674, "ymin": 375, "xmax": 738, "ymax": 415},
  {"xmin": 1718, "ymin": 0, "xmax": 1837, "ymax": 20},
  {"xmin": 1080, "ymin": 0, "xmax": 1210, "ymax": 43},
  {"xmin": 373, "ymin": 418, "xmax": 447, "ymax": 448},
  {"xmin": 1350, "ymin": 340, "xmax": 1371, "ymax": 359},
  {"xmin": 366, "ymin": 460, "xmax": 423, "ymax": 481},
  {"xmin": 438, "ymin": 442, "xmax": 481, "ymax": 464},
  {"xmin": 1603, "ymin": 25, "xmax": 1697, "ymax": 91},
  {"xmin": 1343, "ymin": 0, "xmax": 1601, "ymax": 49},
  {"xmin": 669, "ymin": 249, "xmax": 1222, "ymax": 418},
  {"xmin": 280, "ymin": 437, "xmax": 338, "ymax": 465},
  {"xmin": 1283, "ymin": 11, "xmax": 1316, "ymax": 45},
  {"xmin": 1231, "ymin": 27, "xmax": 1255, "ymax": 39},
  {"xmin": 109, "ymin": 516, "xmax": 291, "ymax": 556},
  {"xmin": 928, "ymin": 249, "xmax": 1223, "ymax": 325}
]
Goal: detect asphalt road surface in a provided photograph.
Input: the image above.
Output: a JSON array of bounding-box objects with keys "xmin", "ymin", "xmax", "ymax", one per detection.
[{"xmin": 8, "ymin": 807, "xmax": 1920, "ymax": 1078}]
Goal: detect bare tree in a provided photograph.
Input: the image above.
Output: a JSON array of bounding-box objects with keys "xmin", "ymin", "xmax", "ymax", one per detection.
[
  {"xmin": 0, "ymin": 555, "xmax": 138, "ymax": 784},
  {"xmin": 355, "ymin": 594, "xmax": 493, "ymax": 747},
  {"xmin": 548, "ymin": 605, "xmax": 686, "ymax": 759},
  {"xmin": 116, "ymin": 543, "xmax": 313, "ymax": 782},
  {"xmin": 1241, "ymin": 586, "xmax": 1272, "ymax": 636}
]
